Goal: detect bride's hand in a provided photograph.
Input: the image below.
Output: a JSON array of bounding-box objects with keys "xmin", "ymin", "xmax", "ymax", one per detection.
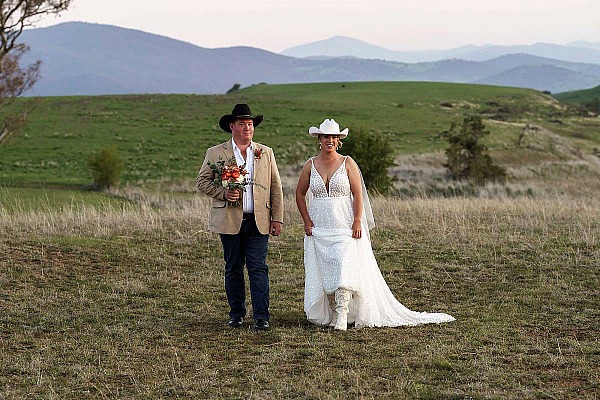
[
  {"xmin": 304, "ymin": 220, "xmax": 314, "ymax": 236},
  {"xmin": 352, "ymin": 220, "xmax": 362, "ymax": 239}
]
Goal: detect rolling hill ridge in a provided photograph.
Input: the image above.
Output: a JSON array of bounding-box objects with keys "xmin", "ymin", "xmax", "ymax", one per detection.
[{"xmin": 19, "ymin": 22, "xmax": 600, "ymax": 96}]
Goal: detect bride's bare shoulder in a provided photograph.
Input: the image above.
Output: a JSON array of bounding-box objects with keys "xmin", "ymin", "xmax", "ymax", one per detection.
[{"xmin": 344, "ymin": 156, "xmax": 360, "ymax": 171}]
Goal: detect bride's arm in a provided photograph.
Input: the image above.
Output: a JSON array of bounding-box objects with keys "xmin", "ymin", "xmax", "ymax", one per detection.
[
  {"xmin": 346, "ymin": 157, "xmax": 363, "ymax": 239},
  {"xmin": 295, "ymin": 160, "xmax": 314, "ymax": 236}
]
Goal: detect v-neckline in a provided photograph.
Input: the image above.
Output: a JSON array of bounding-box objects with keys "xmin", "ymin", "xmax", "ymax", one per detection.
[{"xmin": 312, "ymin": 157, "xmax": 346, "ymax": 195}]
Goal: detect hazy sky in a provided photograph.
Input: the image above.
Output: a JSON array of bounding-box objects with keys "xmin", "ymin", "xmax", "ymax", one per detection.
[{"xmin": 35, "ymin": 0, "xmax": 600, "ymax": 52}]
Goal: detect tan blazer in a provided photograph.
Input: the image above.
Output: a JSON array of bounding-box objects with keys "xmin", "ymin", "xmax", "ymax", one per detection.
[{"xmin": 196, "ymin": 140, "xmax": 284, "ymax": 235}]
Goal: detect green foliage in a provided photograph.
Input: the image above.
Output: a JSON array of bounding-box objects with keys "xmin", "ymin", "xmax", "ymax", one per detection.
[
  {"xmin": 87, "ymin": 146, "xmax": 124, "ymax": 190},
  {"xmin": 440, "ymin": 115, "xmax": 507, "ymax": 185},
  {"xmin": 339, "ymin": 126, "xmax": 396, "ymax": 194}
]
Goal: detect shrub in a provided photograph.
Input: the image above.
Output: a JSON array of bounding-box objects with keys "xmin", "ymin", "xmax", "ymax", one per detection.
[
  {"xmin": 439, "ymin": 115, "xmax": 507, "ymax": 185},
  {"xmin": 580, "ymin": 97, "xmax": 600, "ymax": 114},
  {"xmin": 226, "ymin": 83, "xmax": 241, "ymax": 94},
  {"xmin": 339, "ymin": 127, "xmax": 396, "ymax": 194},
  {"xmin": 87, "ymin": 146, "xmax": 124, "ymax": 190}
]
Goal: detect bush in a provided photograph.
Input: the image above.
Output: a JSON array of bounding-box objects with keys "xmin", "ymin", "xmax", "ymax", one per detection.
[
  {"xmin": 226, "ymin": 83, "xmax": 241, "ymax": 94},
  {"xmin": 580, "ymin": 97, "xmax": 600, "ymax": 114},
  {"xmin": 439, "ymin": 115, "xmax": 507, "ymax": 185},
  {"xmin": 87, "ymin": 146, "xmax": 124, "ymax": 190},
  {"xmin": 339, "ymin": 127, "xmax": 396, "ymax": 194}
]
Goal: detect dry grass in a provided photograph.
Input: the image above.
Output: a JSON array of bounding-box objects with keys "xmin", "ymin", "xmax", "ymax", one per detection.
[
  {"xmin": 1, "ymin": 193, "xmax": 598, "ymax": 399},
  {"xmin": 392, "ymin": 145, "xmax": 600, "ymax": 199}
]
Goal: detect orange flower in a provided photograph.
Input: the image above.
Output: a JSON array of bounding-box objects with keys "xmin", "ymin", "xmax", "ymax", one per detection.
[{"xmin": 207, "ymin": 156, "xmax": 254, "ymax": 207}]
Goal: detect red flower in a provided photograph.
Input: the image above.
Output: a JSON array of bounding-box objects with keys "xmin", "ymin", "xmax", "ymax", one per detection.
[{"xmin": 254, "ymin": 147, "xmax": 262, "ymax": 160}]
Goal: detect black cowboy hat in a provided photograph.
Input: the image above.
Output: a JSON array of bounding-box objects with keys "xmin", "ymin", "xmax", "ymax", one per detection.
[{"xmin": 218, "ymin": 104, "xmax": 263, "ymax": 133}]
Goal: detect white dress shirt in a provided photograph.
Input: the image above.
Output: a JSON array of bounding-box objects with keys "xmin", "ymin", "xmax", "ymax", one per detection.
[{"xmin": 231, "ymin": 139, "xmax": 255, "ymax": 213}]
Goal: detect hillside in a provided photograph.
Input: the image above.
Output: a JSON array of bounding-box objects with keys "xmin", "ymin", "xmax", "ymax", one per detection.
[
  {"xmin": 18, "ymin": 22, "xmax": 600, "ymax": 96},
  {"xmin": 1, "ymin": 81, "xmax": 599, "ymax": 192},
  {"xmin": 553, "ymin": 85, "xmax": 600, "ymax": 104},
  {"xmin": 476, "ymin": 65, "xmax": 600, "ymax": 93},
  {"xmin": 482, "ymin": 54, "xmax": 600, "ymax": 77}
]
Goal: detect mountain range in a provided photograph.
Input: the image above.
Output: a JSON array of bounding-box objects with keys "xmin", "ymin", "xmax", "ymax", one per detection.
[
  {"xmin": 281, "ymin": 36, "xmax": 600, "ymax": 64},
  {"xmin": 19, "ymin": 22, "xmax": 600, "ymax": 96}
]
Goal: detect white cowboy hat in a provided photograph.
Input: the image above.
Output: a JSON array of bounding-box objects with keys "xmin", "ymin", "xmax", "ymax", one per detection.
[{"xmin": 308, "ymin": 118, "xmax": 349, "ymax": 138}]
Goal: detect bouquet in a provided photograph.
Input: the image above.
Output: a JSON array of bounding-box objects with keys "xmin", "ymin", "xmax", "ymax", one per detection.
[{"xmin": 207, "ymin": 156, "xmax": 250, "ymax": 206}]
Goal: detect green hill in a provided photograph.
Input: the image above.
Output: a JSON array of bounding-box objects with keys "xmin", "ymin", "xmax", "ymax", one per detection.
[
  {"xmin": 0, "ymin": 81, "xmax": 597, "ymax": 187},
  {"xmin": 553, "ymin": 84, "xmax": 600, "ymax": 104}
]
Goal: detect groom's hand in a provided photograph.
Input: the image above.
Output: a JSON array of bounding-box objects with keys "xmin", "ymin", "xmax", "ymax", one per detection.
[
  {"xmin": 270, "ymin": 221, "xmax": 282, "ymax": 236},
  {"xmin": 224, "ymin": 188, "xmax": 240, "ymax": 202}
]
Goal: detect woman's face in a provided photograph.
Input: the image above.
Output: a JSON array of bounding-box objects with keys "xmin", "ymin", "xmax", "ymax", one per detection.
[{"xmin": 319, "ymin": 134, "xmax": 340, "ymax": 152}]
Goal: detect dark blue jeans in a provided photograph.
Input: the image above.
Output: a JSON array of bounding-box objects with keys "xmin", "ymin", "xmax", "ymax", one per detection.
[{"xmin": 219, "ymin": 215, "xmax": 270, "ymax": 321}]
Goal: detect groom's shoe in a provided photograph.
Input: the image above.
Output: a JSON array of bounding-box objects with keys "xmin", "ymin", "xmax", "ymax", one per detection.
[
  {"xmin": 254, "ymin": 319, "xmax": 270, "ymax": 330},
  {"xmin": 228, "ymin": 317, "xmax": 243, "ymax": 328}
]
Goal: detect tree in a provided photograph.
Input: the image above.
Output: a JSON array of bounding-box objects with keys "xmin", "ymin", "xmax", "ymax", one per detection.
[
  {"xmin": 440, "ymin": 115, "xmax": 507, "ymax": 184},
  {"xmin": 87, "ymin": 146, "xmax": 124, "ymax": 191},
  {"xmin": 226, "ymin": 83, "xmax": 241, "ymax": 94},
  {"xmin": 0, "ymin": 1, "xmax": 71, "ymax": 130},
  {"xmin": 339, "ymin": 126, "xmax": 396, "ymax": 195}
]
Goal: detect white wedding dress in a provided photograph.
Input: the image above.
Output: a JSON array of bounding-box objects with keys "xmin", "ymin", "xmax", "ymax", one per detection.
[{"xmin": 304, "ymin": 157, "xmax": 455, "ymax": 328}]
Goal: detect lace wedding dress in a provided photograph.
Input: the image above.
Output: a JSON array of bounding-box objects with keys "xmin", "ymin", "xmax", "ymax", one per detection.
[{"xmin": 304, "ymin": 157, "xmax": 455, "ymax": 328}]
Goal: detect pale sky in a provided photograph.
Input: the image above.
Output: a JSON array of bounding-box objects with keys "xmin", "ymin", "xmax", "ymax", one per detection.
[{"xmin": 34, "ymin": 0, "xmax": 600, "ymax": 52}]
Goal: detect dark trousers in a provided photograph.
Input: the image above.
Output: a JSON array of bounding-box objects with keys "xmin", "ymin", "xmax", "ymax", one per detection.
[{"xmin": 219, "ymin": 215, "xmax": 270, "ymax": 321}]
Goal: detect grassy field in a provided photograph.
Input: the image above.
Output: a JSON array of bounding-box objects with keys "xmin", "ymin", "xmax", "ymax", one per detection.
[
  {"xmin": 1, "ymin": 193, "xmax": 598, "ymax": 399},
  {"xmin": 1, "ymin": 82, "xmax": 599, "ymax": 398},
  {"xmin": 1, "ymin": 82, "xmax": 599, "ymax": 189},
  {"xmin": 0, "ymin": 186, "xmax": 130, "ymax": 213}
]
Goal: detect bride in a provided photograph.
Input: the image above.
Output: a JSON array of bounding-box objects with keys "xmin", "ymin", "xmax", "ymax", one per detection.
[{"xmin": 295, "ymin": 119, "xmax": 455, "ymax": 330}]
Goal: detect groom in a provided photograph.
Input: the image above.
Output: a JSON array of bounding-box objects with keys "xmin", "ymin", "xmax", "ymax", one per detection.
[{"xmin": 196, "ymin": 104, "xmax": 284, "ymax": 330}]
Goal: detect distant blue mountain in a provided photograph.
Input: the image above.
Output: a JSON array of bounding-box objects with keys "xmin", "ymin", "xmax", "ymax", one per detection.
[
  {"xmin": 482, "ymin": 54, "xmax": 600, "ymax": 78},
  {"xmin": 21, "ymin": 22, "xmax": 316, "ymax": 95},
  {"xmin": 281, "ymin": 36, "xmax": 482, "ymax": 63},
  {"xmin": 16, "ymin": 22, "xmax": 600, "ymax": 96},
  {"xmin": 282, "ymin": 36, "xmax": 600, "ymax": 64},
  {"xmin": 568, "ymin": 40, "xmax": 600, "ymax": 51},
  {"xmin": 477, "ymin": 65, "xmax": 600, "ymax": 93}
]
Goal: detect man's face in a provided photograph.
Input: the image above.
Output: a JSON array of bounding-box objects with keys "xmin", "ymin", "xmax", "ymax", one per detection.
[{"xmin": 230, "ymin": 119, "xmax": 254, "ymax": 144}]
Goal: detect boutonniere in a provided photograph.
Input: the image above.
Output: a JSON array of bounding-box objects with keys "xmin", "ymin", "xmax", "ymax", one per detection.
[{"xmin": 254, "ymin": 146, "xmax": 263, "ymax": 160}]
